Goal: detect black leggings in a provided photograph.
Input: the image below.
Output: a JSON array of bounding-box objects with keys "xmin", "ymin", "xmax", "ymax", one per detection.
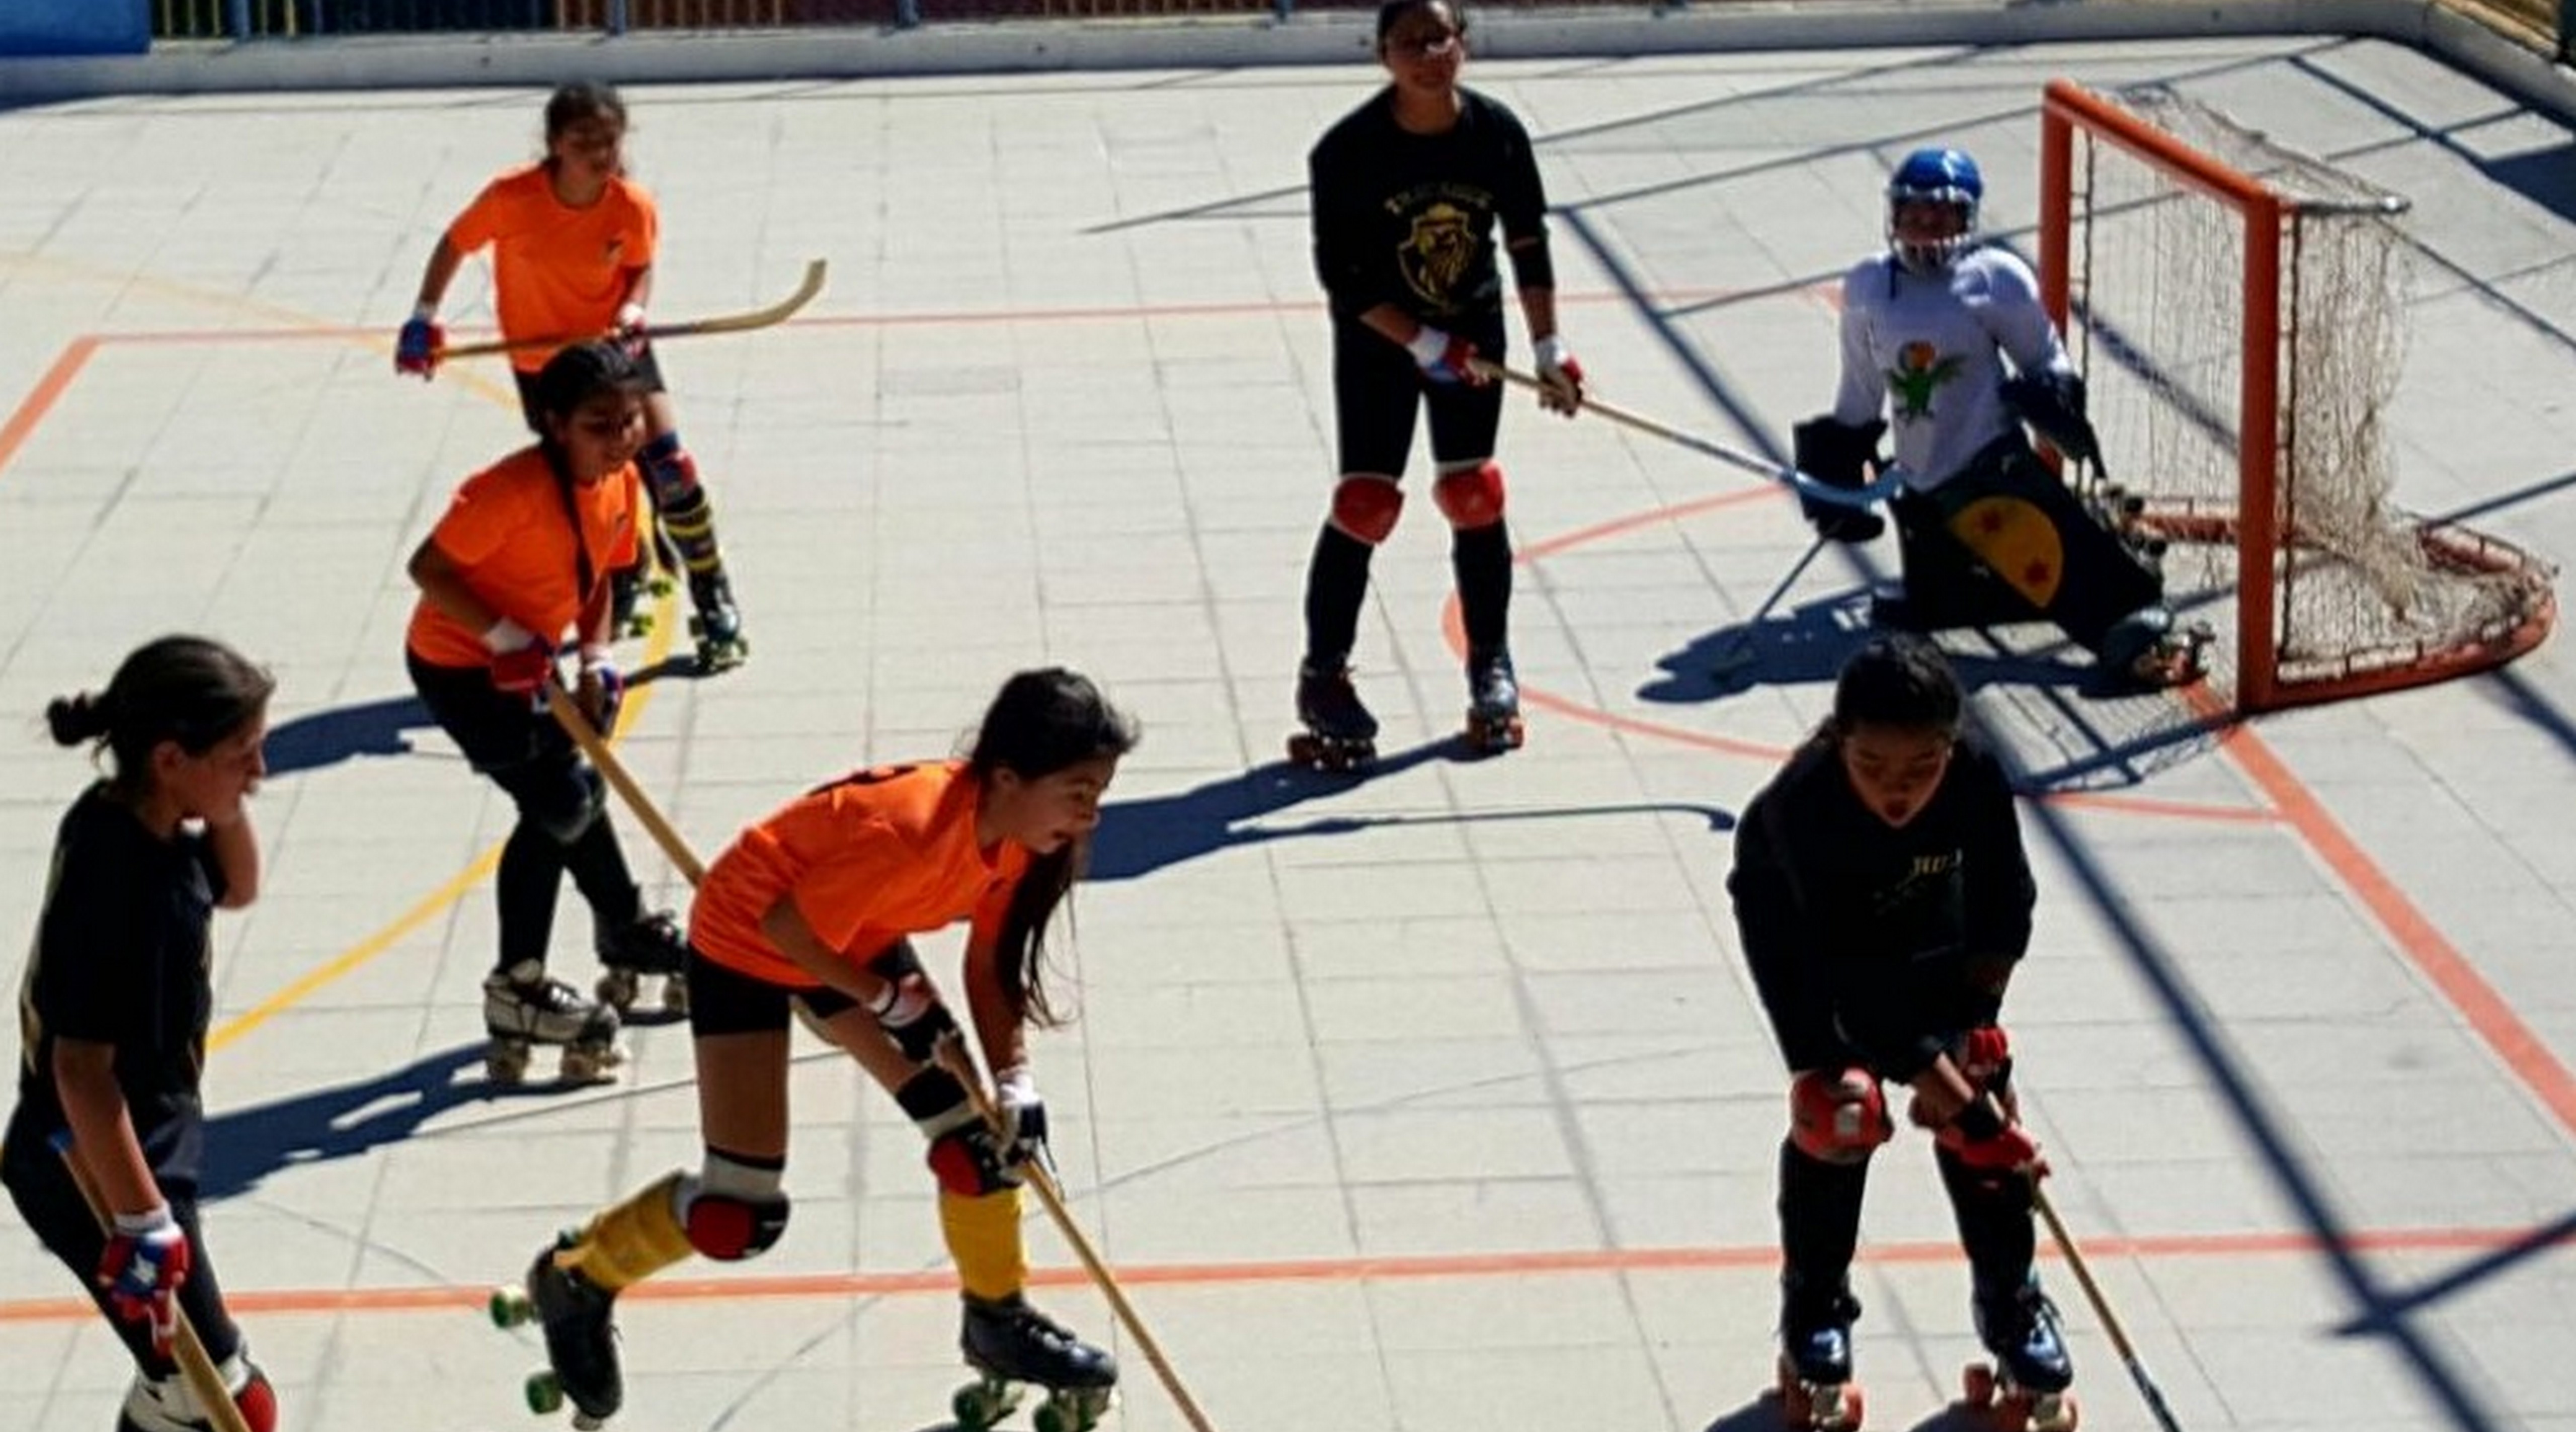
[
  {"xmin": 0, "ymin": 1123, "xmax": 240, "ymax": 1377},
  {"xmin": 408, "ymin": 652, "xmax": 641, "ymax": 972}
]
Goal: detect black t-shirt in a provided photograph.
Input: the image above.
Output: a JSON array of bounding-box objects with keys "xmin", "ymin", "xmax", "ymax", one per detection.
[
  {"xmin": 8, "ymin": 784, "xmax": 223, "ymax": 1180},
  {"xmin": 1728, "ymin": 737, "xmax": 2035, "ymax": 1080},
  {"xmin": 1308, "ymin": 86, "xmax": 1550, "ymax": 325}
]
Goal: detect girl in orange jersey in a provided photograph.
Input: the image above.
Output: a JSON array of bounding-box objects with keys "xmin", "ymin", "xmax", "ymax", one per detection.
[
  {"xmin": 394, "ymin": 81, "xmax": 749, "ymax": 673},
  {"xmin": 405, "ymin": 340, "xmax": 690, "ymax": 1086},
  {"xmin": 498, "ymin": 668, "xmax": 1139, "ymax": 1431}
]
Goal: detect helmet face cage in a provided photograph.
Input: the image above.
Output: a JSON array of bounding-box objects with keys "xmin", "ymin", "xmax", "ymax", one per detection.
[{"xmin": 1886, "ymin": 147, "xmax": 1983, "ymax": 274}]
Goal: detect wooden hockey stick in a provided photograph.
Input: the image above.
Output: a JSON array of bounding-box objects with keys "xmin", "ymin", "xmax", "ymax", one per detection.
[
  {"xmin": 438, "ymin": 258, "xmax": 828, "ymax": 362},
  {"xmin": 1474, "ymin": 361, "xmax": 1907, "ymax": 510},
  {"xmin": 2033, "ymin": 1182, "xmax": 2185, "ymax": 1432},
  {"xmin": 933, "ymin": 1038, "xmax": 1224, "ymax": 1432},
  {"xmin": 52, "ymin": 1137, "xmax": 256, "ymax": 1432},
  {"xmin": 538, "ymin": 685, "xmax": 1222, "ymax": 1432}
]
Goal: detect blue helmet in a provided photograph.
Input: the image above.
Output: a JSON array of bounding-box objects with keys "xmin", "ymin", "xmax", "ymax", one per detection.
[{"xmin": 1886, "ymin": 147, "xmax": 1983, "ymax": 273}]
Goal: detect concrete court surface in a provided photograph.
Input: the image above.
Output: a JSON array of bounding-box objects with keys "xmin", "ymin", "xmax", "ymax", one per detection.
[{"xmin": 3, "ymin": 23, "xmax": 2575, "ymax": 1432}]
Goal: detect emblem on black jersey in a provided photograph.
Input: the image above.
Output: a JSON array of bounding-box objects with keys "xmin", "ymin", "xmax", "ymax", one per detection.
[
  {"xmin": 1887, "ymin": 341, "xmax": 1962, "ymax": 423},
  {"xmin": 1399, "ymin": 202, "xmax": 1477, "ymax": 309}
]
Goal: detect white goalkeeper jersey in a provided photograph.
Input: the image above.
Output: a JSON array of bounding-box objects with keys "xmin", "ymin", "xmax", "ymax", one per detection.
[{"xmin": 1830, "ymin": 245, "xmax": 2075, "ymax": 492}]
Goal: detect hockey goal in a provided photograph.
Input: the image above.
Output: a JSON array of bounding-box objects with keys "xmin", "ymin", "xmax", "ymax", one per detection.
[{"xmin": 2037, "ymin": 79, "xmax": 2555, "ymax": 713}]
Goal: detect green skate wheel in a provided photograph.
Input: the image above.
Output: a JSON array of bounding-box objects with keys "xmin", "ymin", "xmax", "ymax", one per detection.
[
  {"xmin": 525, "ymin": 1371, "xmax": 564, "ymax": 1416},
  {"xmin": 1033, "ymin": 1402, "xmax": 1071, "ymax": 1432},
  {"xmin": 488, "ymin": 1286, "xmax": 533, "ymax": 1328}
]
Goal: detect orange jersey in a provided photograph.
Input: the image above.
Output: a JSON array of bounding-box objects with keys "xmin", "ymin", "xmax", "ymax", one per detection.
[
  {"xmin": 691, "ymin": 761, "xmax": 1031, "ymax": 990},
  {"xmin": 447, "ymin": 164, "xmax": 659, "ymax": 373},
  {"xmin": 405, "ymin": 447, "xmax": 643, "ymax": 668}
]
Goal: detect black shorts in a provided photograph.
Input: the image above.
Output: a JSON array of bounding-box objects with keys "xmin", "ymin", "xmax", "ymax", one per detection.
[
  {"xmin": 1332, "ymin": 315, "xmax": 1506, "ymax": 478},
  {"xmin": 406, "ymin": 650, "xmax": 571, "ymax": 779},
  {"xmin": 685, "ymin": 947, "xmax": 860, "ymax": 1039},
  {"xmin": 512, "ymin": 344, "xmax": 670, "ymax": 435}
]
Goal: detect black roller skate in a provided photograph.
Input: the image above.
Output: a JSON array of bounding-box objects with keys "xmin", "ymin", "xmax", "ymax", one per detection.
[
  {"xmin": 952, "ymin": 1293, "xmax": 1118, "ymax": 1432},
  {"xmin": 2099, "ymin": 609, "xmax": 2211, "ymax": 692},
  {"xmin": 1288, "ymin": 660, "xmax": 1378, "ymax": 771},
  {"xmin": 595, "ymin": 908, "xmax": 689, "ymax": 1018},
  {"xmin": 608, "ymin": 562, "xmax": 671, "ymax": 642},
  {"xmin": 492, "ymin": 1235, "xmax": 624, "ymax": 1428},
  {"xmin": 1775, "ymin": 1278, "xmax": 1864, "ymax": 1431},
  {"xmin": 483, "ymin": 961, "xmax": 623, "ymax": 1085},
  {"xmin": 1462, "ymin": 645, "xmax": 1524, "ymax": 754},
  {"xmin": 687, "ymin": 569, "xmax": 749, "ymax": 674},
  {"xmin": 1961, "ymin": 1280, "xmax": 2078, "ymax": 1431}
]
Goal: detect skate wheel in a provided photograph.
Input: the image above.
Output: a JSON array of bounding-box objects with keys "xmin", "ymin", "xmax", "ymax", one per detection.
[
  {"xmin": 525, "ymin": 1370, "xmax": 564, "ymax": 1416},
  {"xmin": 488, "ymin": 1040, "xmax": 532, "ymax": 1086},
  {"xmin": 660, "ymin": 974, "xmax": 690, "ymax": 1016},
  {"xmin": 489, "ymin": 1285, "xmax": 535, "ymax": 1329},
  {"xmin": 1465, "ymin": 713, "xmax": 1526, "ymax": 753},
  {"xmin": 1286, "ymin": 733, "xmax": 1373, "ymax": 772},
  {"xmin": 2027, "ymin": 1390, "xmax": 2078, "ymax": 1432},
  {"xmin": 951, "ymin": 1377, "xmax": 1021, "ymax": 1431},
  {"xmin": 557, "ymin": 1042, "xmax": 622, "ymax": 1084},
  {"xmin": 596, "ymin": 969, "xmax": 640, "ymax": 1014},
  {"xmin": 1962, "ymin": 1362, "xmax": 1998, "ymax": 1408}
]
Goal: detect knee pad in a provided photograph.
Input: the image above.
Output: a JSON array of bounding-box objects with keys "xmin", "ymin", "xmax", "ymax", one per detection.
[
  {"xmin": 1789, "ymin": 1068, "xmax": 1893, "ymax": 1165},
  {"xmin": 637, "ymin": 432, "xmax": 705, "ymax": 510},
  {"xmin": 927, "ymin": 1125, "xmax": 1023, "ymax": 1198},
  {"xmin": 1330, "ymin": 474, "xmax": 1404, "ymax": 544},
  {"xmin": 526, "ymin": 763, "xmax": 607, "ymax": 845},
  {"xmin": 1432, "ymin": 460, "xmax": 1506, "ymax": 529},
  {"xmin": 678, "ymin": 1183, "xmax": 791, "ymax": 1261}
]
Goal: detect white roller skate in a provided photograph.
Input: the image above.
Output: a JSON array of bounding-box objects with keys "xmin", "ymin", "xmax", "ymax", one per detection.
[
  {"xmin": 1462, "ymin": 645, "xmax": 1524, "ymax": 754},
  {"xmin": 484, "ymin": 961, "xmax": 623, "ymax": 1085},
  {"xmin": 594, "ymin": 907, "xmax": 689, "ymax": 1018},
  {"xmin": 952, "ymin": 1293, "xmax": 1118, "ymax": 1432}
]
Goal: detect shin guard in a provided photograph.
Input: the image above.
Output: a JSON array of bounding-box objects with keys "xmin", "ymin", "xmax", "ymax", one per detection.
[
  {"xmin": 559, "ymin": 1171, "xmax": 696, "ymax": 1293},
  {"xmin": 939, "ymin": 1187, "xmax": 1029, "ymax": 1303}
]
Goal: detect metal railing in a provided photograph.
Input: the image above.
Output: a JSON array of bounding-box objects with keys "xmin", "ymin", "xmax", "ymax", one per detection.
[{"xmin": 138, "ymin": 0, "xmax": 2576, "ymax": 59}]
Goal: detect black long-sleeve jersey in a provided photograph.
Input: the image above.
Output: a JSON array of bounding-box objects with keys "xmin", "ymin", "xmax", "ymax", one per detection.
[
  {"xmin": 1308, "ymin": 86, "xmax": 1550, "ymax": 325},
  {"xmin": 1728, "ymin": 735, "xmax": 2036, "ymax": 1082}
]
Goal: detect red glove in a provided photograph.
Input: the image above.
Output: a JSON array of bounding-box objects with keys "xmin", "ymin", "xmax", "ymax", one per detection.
[
  {"xmin": 395, "ymin": 314, "xmax": 444, "ymax": 379},
  {"xmin": 99, "ymin": 1207, "xmax": 191, "ymax": 1356},
  {"xmin": 1405, "ymin": 325, "xmax": 1489, "ymax": 386},
  {"xmin": 1943, "ymin": 1099, "xmax": 2048, "ymax": 1177},
  {"xmin": 1957, "ymin": 1025, "xmax": 2010, "ymax": 1086},
  {"xmin": 491, "ymin": 642, "xmax": 557, "ymax": 697}
]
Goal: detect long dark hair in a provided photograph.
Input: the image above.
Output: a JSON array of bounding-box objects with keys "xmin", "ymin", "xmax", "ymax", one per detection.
[
  {"xmin": 1807, "ymin": 633, "xmax": 1963, "ymax": 749},
  {"xmin": 967, "ymin": 667, "xmax": 1140, "ymax": 1028},
  {"xmin": 46, "ymin": 634, "xmax": 274, "ymax": 795}
]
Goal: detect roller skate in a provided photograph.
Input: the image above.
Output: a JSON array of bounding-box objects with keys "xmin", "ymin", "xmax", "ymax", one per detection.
[
  {"xmin": 951, "ymin": 1293, "xmax": 1119, "ymax": 1432},
  {"xmin": 492, "ymin": 1233, "xmax": 623, "ymax": 1428},
  {"xmin": 1462, "ymin": 645, "xmax": 1524, "ymax": 754},
  {"xmin": 1287, "ymin": 660, "xmax": 1377, "ymax": 771},
  {"xmin": 483, "ymin": 961, "xmax": 623, "ymax": 1085},
  {"xmin": 117, "ymin": 1356, "xmax": 276, "ymax": 1432},
  {"xmin": 594, "ymin": 908, "xmax": 689, "ymax": 1018},
  {"xmin": 1961, "ymin": 1280, "xmax": 2078, "ymax": 1431},
  {"xmin": 608, "ymin": 564, "xmax": 670, "ymax": 642},
  {"xmin": 1775, "ymin": 1278, "xmax": 1865, "ymax": 1431},
  {"xmin": 687, "ymin": 569, "xmax": 749, "ymax": 674},
  {"xmin": 2099, "ymin": 608, "xmax": 2211, "ymax": 692}
]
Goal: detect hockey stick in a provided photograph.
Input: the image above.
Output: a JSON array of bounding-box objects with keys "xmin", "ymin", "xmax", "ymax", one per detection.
[
  {"xmin": 932, "ymin": 1038, "xmax": 1225, "ymax": 1432},
  {"xmin": 2032, "ymin": 1183, "xmax": 2186, "ymax": 1432},
  {"xmin": 1710, "ymin": 532, "xmax": 1830, "ymax": 676},
  {"xmin": 541, "ymin": 681, "xmax": 706, "ymax": 886},
  {"xmin": 51, "ymin": 1135, "xmax": 256, "ymax": 1432},
  {"xmin": 1474, "ymin": 362, "xmax": 1906, "ymax": 510},
  {"xmin": 438, "ymin": 258, "xmax": 829, "ymax": 362},
  {"xmin": 540, "ymin": 684, "xmax": 1226, "ymax": 1432}
]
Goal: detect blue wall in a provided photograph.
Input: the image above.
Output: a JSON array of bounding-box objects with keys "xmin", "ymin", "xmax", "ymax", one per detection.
[{"xmin": 0, "ymin": 0, "xmax": 150, "ymax": 58}]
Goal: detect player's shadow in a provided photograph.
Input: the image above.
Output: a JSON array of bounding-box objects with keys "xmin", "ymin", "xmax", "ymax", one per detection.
[
  {"xmin": 1639, "ymin": 593, "xmax": 2086, "ymax": 707},
  {"xmin": 197, "ymin": 1041, "xmax": 566, "ymax": 1203},
  {"xmin": 1087, "ymin": 738, "xmax": 1457, "ymax": 882},
  {"xmin": 261, "ymin": 694, "xmax": 435, "ymax": 776}
]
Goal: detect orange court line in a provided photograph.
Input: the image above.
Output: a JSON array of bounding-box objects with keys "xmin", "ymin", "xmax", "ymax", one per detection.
[
  {"xmin": 0, "ymin": 336, "xmax": 97, "ymax": 476},
  {"xmin": 3, "ymin": 1222, "xmax": 2564, "ymax": 1325}
]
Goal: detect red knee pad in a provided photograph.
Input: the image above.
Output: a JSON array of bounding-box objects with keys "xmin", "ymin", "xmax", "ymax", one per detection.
[
  {"xmin": 681, "ymin": 1186, "xmax": 791, "ymax": 1261},
  {"xmin": 1432, "ymin": 460, "xmax": 1506, "ymax": 529},
  {"xmin": 1789, "ymin": 1068, "xmax": 1893, "ymax": 1164},
  {"xmin": 1330, "ymin": 475, "xmax": 1404, "ymax": 544}
]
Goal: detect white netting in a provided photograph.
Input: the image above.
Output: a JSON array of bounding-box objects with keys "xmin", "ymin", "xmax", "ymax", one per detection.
[{"xmin": 2061, "ymin": 83, "xmax": 2553, "ymax": 707}]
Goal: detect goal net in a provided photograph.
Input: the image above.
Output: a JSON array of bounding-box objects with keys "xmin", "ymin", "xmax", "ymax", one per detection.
[{"xmin": 2037, "ymin": 79, "xmax": 2555, "ymax": 713}]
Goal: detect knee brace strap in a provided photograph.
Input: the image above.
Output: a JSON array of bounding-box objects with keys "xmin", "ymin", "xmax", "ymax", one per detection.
[
  {"xmin": 1789, "ymin": 1068, "xmax": 1893, "ymax": 1164},
  {"xmin": 680, "ymin": 1183, "xmax": 791, "ymax": 1261},
  {"xmin": 527, "ymin": 763, "xmax": 607, "ymax": 846},
  {"xmin": 1433, "ymin": 460, "xmax": 1506, "ymax": 529},
  {"xmin": 1330, "ymin": 475, "xmax": 1404, "ymax": 545}
]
